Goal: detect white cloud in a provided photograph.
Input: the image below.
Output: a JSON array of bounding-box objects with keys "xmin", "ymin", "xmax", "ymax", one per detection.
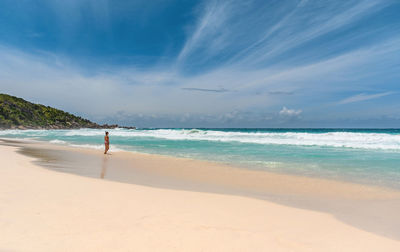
[{"xmin": 279, "ymin": 107, "xmax": 302, "ymax": 117}]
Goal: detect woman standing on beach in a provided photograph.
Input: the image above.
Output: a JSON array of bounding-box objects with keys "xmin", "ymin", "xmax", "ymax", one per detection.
[{"xmin": 104, "ymin": 131, "xmax": 109, "ymax": 154}]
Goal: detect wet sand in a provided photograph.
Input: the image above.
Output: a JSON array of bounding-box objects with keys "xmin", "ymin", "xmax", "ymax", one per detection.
[{"xmin": 1, "ymin": 138, "xmax": 400, "ymax": 251}]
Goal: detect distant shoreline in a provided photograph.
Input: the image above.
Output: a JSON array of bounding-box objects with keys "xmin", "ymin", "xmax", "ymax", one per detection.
[{"xmin": 0, "ymin": 93, "xmax": 135, "ymax": 130}]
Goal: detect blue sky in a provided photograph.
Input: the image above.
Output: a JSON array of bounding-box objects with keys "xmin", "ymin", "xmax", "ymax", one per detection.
[{"xmin": 0, "ymin": 0, "xmax": 399, "ymax": 127}]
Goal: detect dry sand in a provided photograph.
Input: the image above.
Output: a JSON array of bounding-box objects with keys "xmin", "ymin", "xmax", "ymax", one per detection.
[{"xmin": 1, "ymin": 142, "xmax": 400, "ymax": 251}]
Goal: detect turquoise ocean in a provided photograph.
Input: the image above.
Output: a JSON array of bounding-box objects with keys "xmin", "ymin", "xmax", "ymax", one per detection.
[{"xmin": 1, "ymin": 128, "xmax": 400, "ymax": 189}]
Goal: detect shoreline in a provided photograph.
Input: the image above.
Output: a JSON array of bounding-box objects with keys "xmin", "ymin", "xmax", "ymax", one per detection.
[
  {"xmin": 2, "ymin": 128, "xmax": 400, "ymax": 191},
  {"xmin": 1, "ymin": 138, "xmax": 400, "ymax": 242},
  {"xmin": 1, "ymin": 140, "xmax": 400, "ymax": 251},
  {"xmin": 5, "ymin": 138, "xmax": 398, "ymax": 197}
]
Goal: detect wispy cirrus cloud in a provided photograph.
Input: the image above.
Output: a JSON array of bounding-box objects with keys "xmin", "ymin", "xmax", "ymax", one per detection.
[
  {"xmin": 338, "ymin": 92, "xmax": 395, "ymax": 105},
  {"xmin": 176, "ymin": 0, "xmax": 232, "ymax": 65},
  {"xmin": 177, "ymin": 0, "xmax": 393, "ymax": 70},
  {"xmin": 239, "ymin": 0, "xmax": 389, "ymax": 66}
]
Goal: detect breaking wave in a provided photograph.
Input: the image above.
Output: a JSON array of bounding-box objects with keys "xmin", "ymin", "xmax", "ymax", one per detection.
[{"xmin": 2, "ymin": 128, "xmax": 399, "ymax": 150}]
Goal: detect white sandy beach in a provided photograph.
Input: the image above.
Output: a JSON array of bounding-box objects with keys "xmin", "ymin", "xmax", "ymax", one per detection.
[{"xmin": 1, "ymin": 143, "xmax": 400, "ymax": 251}]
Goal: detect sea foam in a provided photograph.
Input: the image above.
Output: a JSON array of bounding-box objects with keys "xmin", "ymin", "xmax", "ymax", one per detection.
[
  {"xmin": 84, "ymin": 129, "xmax": 400, "ymax": 150},
  {"xmin": 1, "ymin": 128, "xmax": 400, "ymax": 150}
]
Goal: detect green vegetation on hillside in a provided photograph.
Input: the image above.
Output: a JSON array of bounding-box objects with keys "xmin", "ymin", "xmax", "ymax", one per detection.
[{"xmin": 0, "ymin": 93, "xmax": 101, "ymax": 129}]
